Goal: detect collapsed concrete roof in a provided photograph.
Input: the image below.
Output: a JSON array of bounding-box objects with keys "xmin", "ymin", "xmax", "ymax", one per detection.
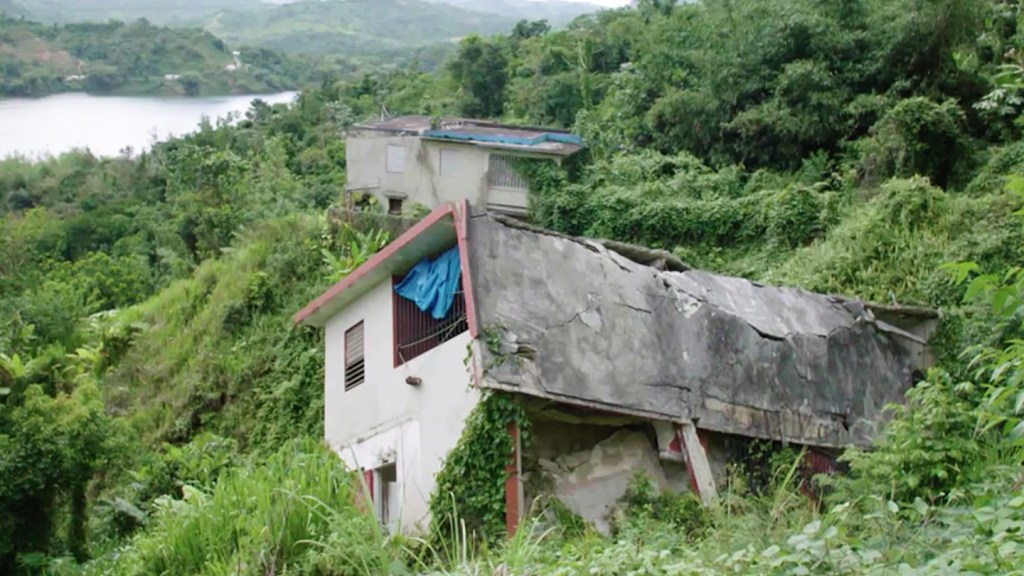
[{"xmin": 466, "ymin": 209, "xmax": 938, "ymax": 448}]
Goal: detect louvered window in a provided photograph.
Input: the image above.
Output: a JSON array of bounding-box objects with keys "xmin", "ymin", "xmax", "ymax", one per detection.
[
  {"xmin": 345, "ymin": 322, "xmax": 365, "ymax": 390},
  {"xmin": 386, "ymin": 144, "xmax": 406, "ymax": 173},
  {"xmin": 488, "ymin": 154, "xmax": 529, "ymax": 190}
]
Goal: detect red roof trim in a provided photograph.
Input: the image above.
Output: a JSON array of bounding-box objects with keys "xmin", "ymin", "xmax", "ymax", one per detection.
[
  {"xmin": 293, "ymin": 204, "xmax": 456, "ymax": 325},
  {"xmin": 505, "ymin": 423, "xmax": 522, "ymax": 538},
  {"xmin": 454, "ymin": 199, "xmax": 479, "ymax": 338}
]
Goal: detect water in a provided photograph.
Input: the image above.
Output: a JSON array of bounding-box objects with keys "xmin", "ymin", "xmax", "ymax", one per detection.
[{"xmin": 0, "ymin": 91, "xmax": 298, "ymax": 159}]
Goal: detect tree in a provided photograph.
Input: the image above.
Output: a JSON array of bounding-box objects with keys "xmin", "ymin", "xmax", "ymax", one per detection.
[
  {"xmin": 448, "ymin": 34, "xmax": 509, "ymax": 118},
  {"xmin": 638, "ymin": 0, "xmax": 677, "ymax": 20},
  {"xmin": 512, "ymin": 19, "xmax": 550, "ymax": 41}
]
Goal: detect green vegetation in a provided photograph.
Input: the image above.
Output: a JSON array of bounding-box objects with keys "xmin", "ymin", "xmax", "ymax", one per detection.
[
  {"xmin": 3, "ymin": 0, "xmax": 1024, "ymax": 574},
  {"xmin": 428, "ymin": 392, "xmax": 531, "ymax": 546},
  {"xmin": 0, "ymin": 17, "xmax": 309, "ymax": 97},
  {"xmin": 65, "ymin": 440, "xmax": 398, "ymax": 576}
]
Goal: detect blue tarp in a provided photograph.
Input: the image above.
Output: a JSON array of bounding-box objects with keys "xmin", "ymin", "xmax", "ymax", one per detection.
[
  {"xmin": 394, "ymin": 247, "xmax": 462, "ymax": 320},
  {"xmin": 422, "ymin": 129, "xmax": 584, "ymax": 147}
]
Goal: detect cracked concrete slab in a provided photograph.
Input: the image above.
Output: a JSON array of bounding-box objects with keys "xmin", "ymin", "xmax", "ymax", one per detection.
[{"xmin": 466, "ymin": 211, "xmax": 937, "ymax": 447}]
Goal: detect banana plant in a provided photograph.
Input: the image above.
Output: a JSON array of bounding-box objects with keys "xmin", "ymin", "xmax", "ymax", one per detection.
[
  {"xmin": 322, "ymin": 228, "xmax": 391, "ymax": 283},
  {"xmin": 0, "ymin": 352, "xmax": 28, "ymax": 401}
]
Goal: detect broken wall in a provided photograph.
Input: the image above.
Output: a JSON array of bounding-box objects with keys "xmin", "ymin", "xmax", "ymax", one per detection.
[
  {"xmin": 466, "ymin": 212, "xmax": 924, "ymax": 447},
  {"xmin": 526, "ymin": 416, "xmax": 676, "ymax": 535}
]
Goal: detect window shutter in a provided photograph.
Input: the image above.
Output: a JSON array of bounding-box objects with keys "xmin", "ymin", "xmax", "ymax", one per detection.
[
  {"xmin": 386, "ymin": 144, "xmax": 406, "ymax": 173},
  {"xmin": 345, "ymin": 322, "xmax": 365, "ymax": 390},
  {"xmin": 440, "ymin": 149, "xmax": 460, "ymax": 177}
]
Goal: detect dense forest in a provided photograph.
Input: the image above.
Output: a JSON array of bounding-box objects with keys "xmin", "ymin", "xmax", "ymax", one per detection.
[
  {"xmin": 0, "ymin": 17, "xmax": 313, "ymax": 97},
  {"xmin": 4, "ymin": 0, "xmax": 1024, "ymax": 574}
]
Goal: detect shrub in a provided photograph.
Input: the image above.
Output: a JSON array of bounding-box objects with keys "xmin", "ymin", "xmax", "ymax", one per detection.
[
  {"xmin": 765, "ymin": 186, "xmax": 825, "ymax": 248},
  {"xmin": 836, "ymin": 370, "xmax": 985, "ymax": 505},
  {"xmin": 771, "ymin": 177, "xmax": 950, "ymax": 304},
  {"xmin": 619, "ymin": 472, "xmax": 711, "ymax": 540},
  {"xmin": 965, "ymin": 140, "xmax": 1024, "ymax": 196},
  {"xmin": 856, "ymin": 97, "xmax": 966, "ymax": 187}
]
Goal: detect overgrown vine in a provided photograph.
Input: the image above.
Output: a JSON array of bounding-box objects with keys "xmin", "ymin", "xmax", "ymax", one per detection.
[
  {"xmin": 427, "ymin": 391, "xmax": 532, "ymax": 546},
  {"xmin": 511, "ymin": 157, "xmax": 571, "ymax": 225}
]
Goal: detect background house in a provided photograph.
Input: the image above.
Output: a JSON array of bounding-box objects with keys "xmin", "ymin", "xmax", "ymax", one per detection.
[
  {"xmin": 344, "ymin": 116, "xmax": 582, "ymax": 217},
  {"xmin": 295, "ymin": 201, "xmax": 937, "ymax": 536}
]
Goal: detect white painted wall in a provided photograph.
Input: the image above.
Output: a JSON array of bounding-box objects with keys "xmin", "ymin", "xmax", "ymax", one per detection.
[
  {"xmin": 324, "ymin": 279, "xmax": 480, "ymax": 533},
  {"xmin": 345, "ymin": 133, "xmax": 530, "ymax": 215}
]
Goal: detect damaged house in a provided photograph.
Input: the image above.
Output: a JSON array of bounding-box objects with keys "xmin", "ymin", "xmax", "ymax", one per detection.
[
  {"xmin": 294, "ymin": 201, "xmax": 937, "ymax": 535},
  {"xmin": 344, "ymin": 116, "xmax": 582, "ymax": 217}
]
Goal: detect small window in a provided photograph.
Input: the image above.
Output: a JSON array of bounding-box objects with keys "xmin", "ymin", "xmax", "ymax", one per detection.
[
  {"xmin": 344, "ymin": 322, "xmax": 365, "ymax": 390},
  {"xmin": 388, "ymin": 198, "xmax": 403, "ymax": 215},
  {"xmin": 377, "ymin": 463, "xmax": 398, "ymax": 531},
  {"xmin": 439, "ymin": 149, "xmax": 460, "ymax": 177},
  {"xmin": 488, "ymin": 154, "xmax": 528, "ymax": 190},
  {"xmin": 386, "ymin": 144, "xmax": 406, "ymax": 173}
]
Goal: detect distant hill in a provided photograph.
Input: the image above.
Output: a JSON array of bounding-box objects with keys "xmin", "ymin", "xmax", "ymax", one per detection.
[
  {"xmin": 1, "ymin": 0, "xmax": 607, "ymax": 62},
  {"xmin": 0, "ymin": 0, "xmax": 261, "ymax": 25},
  {"xmin": 203, "ymin": 0, "xmax": 520, "ymax": 56},
  {"xmin": 0, "ymin": 17, "xmax": 307, "ymax": 97},
  {"xmin": 425, "ymin": 0, "xmax": 603, "ymax": 24},
  {"xmin": 0, "ymin": 0, "xmax": 32, "ymax": 19}
]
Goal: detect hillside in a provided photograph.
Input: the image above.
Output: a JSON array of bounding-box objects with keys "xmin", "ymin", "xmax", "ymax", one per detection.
[
  {"xmin": 3, "ymin": 0, "xmax": 604, "ymax": 61},
  {"xmin": 203, "ymin": 0, "xmax": 519, "ymax": 56},
  {"xmin": 3, "ymin": 0, "xmax": 1024, "ymax": 574},
  {"xmin": 0, "ymin": 0, "xmax": 259, "ymax": 25},
  {"xmin": 426, "ymin": 0, "xmax": 603, "ymax": 24},
  {"xmin": 0, "ymin": 0, "xmax": 31, "ymax": 19},
  {"xmin": 0, "ymin": 17, "xmax": 308, "ymax": 97}
]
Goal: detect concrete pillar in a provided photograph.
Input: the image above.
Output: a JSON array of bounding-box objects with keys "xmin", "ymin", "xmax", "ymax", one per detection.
[
  {"xmin": 680, "ymin": 422, "xmax": 717, "ymax": 505},
  {"xmin": 505, "ymin": 423, "xmax": 523, "ymax": 537}
]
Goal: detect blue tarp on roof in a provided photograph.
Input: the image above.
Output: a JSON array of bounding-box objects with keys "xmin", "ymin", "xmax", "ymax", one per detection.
[
  {"xmin": 394, "ymin": 246, "xmax": 462, "ymax": 320},
  {"xmin": 422, "ymin": 130, "xmax": 583, "ymax": 147}
]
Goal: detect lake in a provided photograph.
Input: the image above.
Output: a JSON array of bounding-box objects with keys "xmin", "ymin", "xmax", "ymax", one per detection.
[{"xmin": 0, "ymin": 91, "xmax": 298, "ymax": 159}]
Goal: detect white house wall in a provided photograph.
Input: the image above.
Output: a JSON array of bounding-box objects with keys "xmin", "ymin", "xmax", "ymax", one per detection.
[
  {"xmin": 345, "ymin": 134, "xmax": 529, "ymax": 214},
  {"xmin": 324, "ymin": 279, "xmax": 479, "ymax": 533}
]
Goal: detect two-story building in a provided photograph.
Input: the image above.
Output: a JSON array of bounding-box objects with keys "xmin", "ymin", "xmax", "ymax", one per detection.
[
  {"xmin": 294, "ymin": 201, "xmax": 938, "ymax": 536},
  {"xmin": 344, "ymin": 116, "xmax": 583, "ymax": 218}
]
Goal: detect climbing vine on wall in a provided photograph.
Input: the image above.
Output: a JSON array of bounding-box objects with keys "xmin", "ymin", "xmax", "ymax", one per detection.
[
  {"xmin": 428, "ymin": 391, "xmax": 531, "ymax": 545},
  {"xmin": 514, "ymin": 157, "xmax": 567, "ymax": 195},
  {"xmin": 512, "ymin": 157, "xmax": 576, "ymax": 230}
]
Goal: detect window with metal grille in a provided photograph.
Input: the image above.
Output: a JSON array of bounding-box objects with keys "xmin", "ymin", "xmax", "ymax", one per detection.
[
  {"xmin": 439, "ymin": 149, "xmax": 460, "ymax": 177},
  {"xmin": 393, "ymin": 277, "xmax": 468, "ymax": 367},
  {"xmin": 386, "ymin": 144, "xmax": 406, "ymax": 173},
  {"xmin": 487, "ymin": 154, "xmax": 529, "ymax": 190},
  {"xmin": 344, "ymin": 322, "xmax": 365, "ymax": 390}
]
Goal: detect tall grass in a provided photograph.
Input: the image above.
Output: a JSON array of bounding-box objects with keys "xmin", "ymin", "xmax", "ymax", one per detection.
[{"xmin": 70, "ymin": 439, "xmax": 395, "ymax": 576}]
